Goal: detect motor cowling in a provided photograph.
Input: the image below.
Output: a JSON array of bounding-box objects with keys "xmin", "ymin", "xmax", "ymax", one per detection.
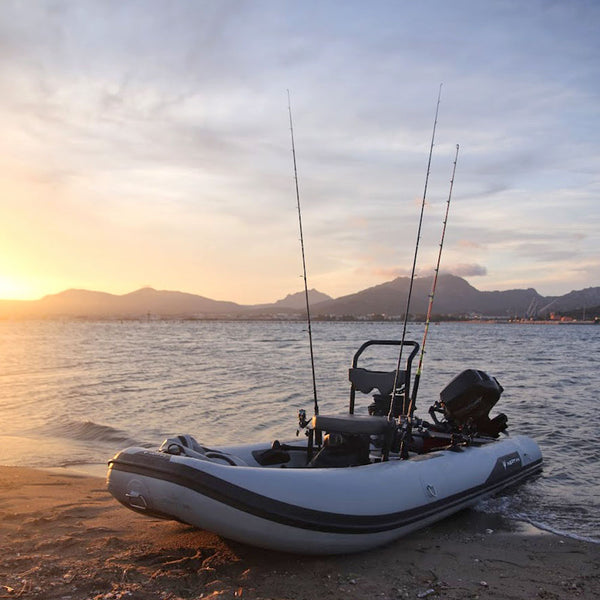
[{"xmin": 431, "ymin": 369, "xmax": 508, "ymax": 437}]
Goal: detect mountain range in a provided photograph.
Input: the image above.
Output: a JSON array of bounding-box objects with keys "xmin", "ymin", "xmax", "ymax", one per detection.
[{"xmin": 1, "ymin": 275, "xmax": 598, "ymax": 320}]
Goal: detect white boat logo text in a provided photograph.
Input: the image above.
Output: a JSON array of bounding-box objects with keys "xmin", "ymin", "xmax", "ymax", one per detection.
[{"xmin": 502, "ymin": 456, "xmax": 521, "ymax": 469}]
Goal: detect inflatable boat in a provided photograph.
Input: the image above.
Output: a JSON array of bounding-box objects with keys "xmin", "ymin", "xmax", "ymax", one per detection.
[{"xmin": 107, "ymin": 339, "xmax": 542, "ymax": 554}]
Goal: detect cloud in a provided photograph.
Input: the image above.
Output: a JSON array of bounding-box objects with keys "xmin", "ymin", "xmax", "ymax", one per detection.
[
  {"xmin": 457, "ymin": 240, "xmax": 483, "ymax": 249},
  {"xmin": 443, "ymin": 264, "xmax": 488, "ymax": 277},
  {"xmin": 368, "ymin": 267, "xmax": 413, "ymax": 279}
]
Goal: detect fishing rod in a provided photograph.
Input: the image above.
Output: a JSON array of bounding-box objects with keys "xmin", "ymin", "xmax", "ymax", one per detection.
[
  {"xmin": 287, "ymin": 90, "xmax": 319, "ymax": 418},
  {"xmin": 387, "ymin": 84, "xmax": 443, "ymax": 425},
  {"xmin": 408, "ymin": 143, "xmax": 460, "ymax": 415}
]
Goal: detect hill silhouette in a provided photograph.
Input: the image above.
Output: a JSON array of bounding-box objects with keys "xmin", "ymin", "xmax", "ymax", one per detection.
[
  {"xmin": 0, "ymin": 277, "xmax": 598, "ymax": 319},
  {"xmin": 0, "ymin": 287, "xmax": 242, "ymax": 319},
  {"xmin": 312, "ymin": 275, "xmax": 550, "ymax": 318}
]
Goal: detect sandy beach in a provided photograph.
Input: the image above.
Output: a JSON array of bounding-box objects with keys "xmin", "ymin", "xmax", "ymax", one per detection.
[{"xmin": 0, "ymin": 466, "xmax": 598, "ymax": 600}]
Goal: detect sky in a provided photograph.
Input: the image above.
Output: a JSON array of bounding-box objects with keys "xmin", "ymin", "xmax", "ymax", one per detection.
[{"xmin": 0, "ymin": 0, "xmax": 599, "ymax": 304}]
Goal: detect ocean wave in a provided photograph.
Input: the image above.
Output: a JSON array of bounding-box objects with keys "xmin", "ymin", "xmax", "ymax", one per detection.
[
  {"xmin": 475, "ymin": 495, "xmax": 600, "ymax": 544},
  {"xmin": 523, "ymin": 519, "xmax": 600, "ymax": 545},
  {"xmin": 34, "ymin": 419, "xmax": 148, "ymax": 448}
]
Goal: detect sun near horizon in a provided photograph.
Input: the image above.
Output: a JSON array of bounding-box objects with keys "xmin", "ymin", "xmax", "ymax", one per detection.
[{"xmin": 0, "ymin": 275, "xmax": 47, "ymax": 301}]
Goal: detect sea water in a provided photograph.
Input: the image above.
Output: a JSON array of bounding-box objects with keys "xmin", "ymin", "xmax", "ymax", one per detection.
[{"xmin": 0, "ymin": 319, "xmax": 598, "ymax": 542}]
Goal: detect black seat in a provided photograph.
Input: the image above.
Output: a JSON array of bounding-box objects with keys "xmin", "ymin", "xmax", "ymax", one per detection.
[
  {"xmin": 348, "ymin": 341, "xmax": 418, "ymax": 416},
  {"xmin": 311, "ymin": 340, "xmax": 420, "ymax": 438},
  {"xmin": 306, "ymin": 340, "xmax": 420, "ymax": 465}
]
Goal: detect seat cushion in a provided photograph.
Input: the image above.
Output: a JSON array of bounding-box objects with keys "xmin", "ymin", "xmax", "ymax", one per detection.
[{"xmin": 311, "ymin": 414, "xmax": 392, "ymax": 435}]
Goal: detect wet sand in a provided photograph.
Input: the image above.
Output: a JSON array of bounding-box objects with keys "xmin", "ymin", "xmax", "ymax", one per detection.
[{"xmin": 0, "ymin": 466, "xmax": 598, "ymax": 599}]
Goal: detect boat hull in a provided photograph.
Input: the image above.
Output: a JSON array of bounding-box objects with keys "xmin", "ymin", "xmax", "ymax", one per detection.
[{"xmin": 107, "ymin": 435, "xmax": 542, "ymax": 554}]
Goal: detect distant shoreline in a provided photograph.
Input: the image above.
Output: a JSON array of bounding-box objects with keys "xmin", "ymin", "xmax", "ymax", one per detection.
[{"xmin": 1, "ymin": 315, "xmax": 598, "ymax": 324}]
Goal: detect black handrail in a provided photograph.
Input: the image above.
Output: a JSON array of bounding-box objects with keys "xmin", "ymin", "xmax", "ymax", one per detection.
[{"xmin": 349, "ymin": 340, "xmax": 420, "ymax": 414}]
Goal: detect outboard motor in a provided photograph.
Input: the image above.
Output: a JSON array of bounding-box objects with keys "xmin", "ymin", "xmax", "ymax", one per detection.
[{"xmin": 430, "ymin": 370, "xmax": 508, "ymax": 437}]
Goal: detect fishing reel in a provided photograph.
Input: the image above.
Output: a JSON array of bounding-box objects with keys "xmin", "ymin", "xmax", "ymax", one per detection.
[
  {"xmin": 296, "ymin": 409, "xmax": 310, "ymax": 436},
  {"xmin": 388, "ymin": 415, "xmax": 431, "ymax": 458}
]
